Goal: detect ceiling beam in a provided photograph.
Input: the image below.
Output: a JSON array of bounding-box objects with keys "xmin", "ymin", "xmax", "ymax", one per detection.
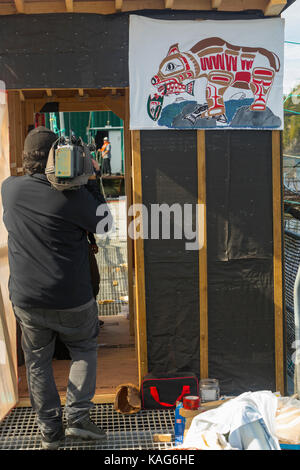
[
  {"xmin": 165, "ymin": 0, "xmax": 174, "ymax": 8},
  {"xmin": 211, "ymin": 0, "xmax": 222, "ymax": 8},
  {"xmin": 264, "ymin": 0, "xmax": 287, "ymax": 16},
  {"xmin": 65, "ymin": 0, "xmax": 73, "ymax": 12},
  {"xmin": 14, "ymin": 0, "xmax": 25, "ymax": 13},
  {"xmin": 115, "ymin": 0, "xmax": 123, "ymax": 11},
  {"xmin": 2, "ymin": 0, "xmax": 289, "ymax": 16}
]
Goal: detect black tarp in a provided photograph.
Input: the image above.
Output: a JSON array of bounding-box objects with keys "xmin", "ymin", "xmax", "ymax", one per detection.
[
  {"xmin": 206, "ymin": 130, "xmax": 276, "ymax": 394},
  {"xmin": 0, "ymin": 9, "xmax": 272, "ymax": 90},
  {"xmin": 140, "ymin": 130, "xmax": 277, "ymax": 395},
  {"xmin": 140, "ymin": 130, "xmax": 200, "ymax": 375}
]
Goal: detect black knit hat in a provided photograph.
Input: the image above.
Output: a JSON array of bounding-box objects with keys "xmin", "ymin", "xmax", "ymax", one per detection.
[{"xmin": 24, "ymin": 126, "xmax": 57, "ymax": 154}]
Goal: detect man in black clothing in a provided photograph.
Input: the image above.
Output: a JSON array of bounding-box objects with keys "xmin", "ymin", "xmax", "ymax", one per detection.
[{"xmin": 1, "ymin": 127, "xmax": 111, "ymax": 449}]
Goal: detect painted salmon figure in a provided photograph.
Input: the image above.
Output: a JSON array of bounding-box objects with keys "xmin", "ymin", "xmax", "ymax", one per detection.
[
  {"xmin": 147, "ymin": 81, "xmax": 195, "ymax": 121},
  {"xmin": 147, "ymin": 94, "xmax": 164, "ymax": 122},
  {"xmin": 157, "ymin": 80, "xmax": 195, "ymax": 97}
]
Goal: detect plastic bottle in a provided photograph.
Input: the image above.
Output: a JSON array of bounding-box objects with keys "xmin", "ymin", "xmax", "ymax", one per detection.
[{"xmin": 174, "ymin": 401, "xmax": 186, "ymax": 446}]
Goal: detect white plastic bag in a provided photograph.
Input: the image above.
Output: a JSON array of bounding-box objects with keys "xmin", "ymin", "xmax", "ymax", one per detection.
[{"xmin": 183, "ymin": 391, "xmax": 280, "ymax": 450}]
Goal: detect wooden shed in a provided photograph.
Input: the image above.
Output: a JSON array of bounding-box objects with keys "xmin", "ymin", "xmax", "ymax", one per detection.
[{"xmin": 0, "ymin": 0, "xmax": 295, "ymax": 422}]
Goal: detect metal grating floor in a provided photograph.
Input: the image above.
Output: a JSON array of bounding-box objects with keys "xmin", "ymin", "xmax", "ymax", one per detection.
[{"xmin": 0, "ymin": 404, "xmax": 176, "ymax": 450}]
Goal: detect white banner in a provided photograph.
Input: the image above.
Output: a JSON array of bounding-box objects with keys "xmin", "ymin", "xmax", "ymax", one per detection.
[{"xmin": 129, "ymin": 16, "xmax": 284, "ymax": 130}]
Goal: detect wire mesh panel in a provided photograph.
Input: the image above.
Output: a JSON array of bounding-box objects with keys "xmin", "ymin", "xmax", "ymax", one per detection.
[
  {"xmin": 95, "ymin": 199, "xmax": 129, "ymax": 317},
  {"xmin": 96, "ymin": 239, "xmax": 128, "ymax": 317},
  {"xmin": 284, "ymin": 230, "xmax": 300, "ymax": 382},
  {"xmin": 0, "ymin": 404, "xmax": 175, "ymax": 451}
]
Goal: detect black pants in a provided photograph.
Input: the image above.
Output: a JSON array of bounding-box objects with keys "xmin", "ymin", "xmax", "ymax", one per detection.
[
  {"xmin": 14, "ymin": 301, "xmax": 99, "ymax": 432},
  {"xmin": 102, "ymin": 158, "xmax": 111, "ymax": 175}
]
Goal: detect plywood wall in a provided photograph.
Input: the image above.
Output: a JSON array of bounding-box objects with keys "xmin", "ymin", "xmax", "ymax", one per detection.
[{"xmin": 0, "ymin": 93, "xmax": 18, "ymax": 421}]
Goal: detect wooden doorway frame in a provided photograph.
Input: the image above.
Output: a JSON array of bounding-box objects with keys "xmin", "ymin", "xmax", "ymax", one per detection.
[{"xmin": 5, "ymin": 87, "xmax": 147, "ymax": 405}]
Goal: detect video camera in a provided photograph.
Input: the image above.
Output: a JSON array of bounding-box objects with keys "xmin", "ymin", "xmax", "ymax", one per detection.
[{"xmin": 45, "ymin": 135, "xmax": 94, "ymax": 191}]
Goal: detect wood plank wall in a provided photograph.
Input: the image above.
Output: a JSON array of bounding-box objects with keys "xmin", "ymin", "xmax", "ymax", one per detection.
[{"xmin": 0, "ymin": 96, "xmax": 19, "ymax": 421}]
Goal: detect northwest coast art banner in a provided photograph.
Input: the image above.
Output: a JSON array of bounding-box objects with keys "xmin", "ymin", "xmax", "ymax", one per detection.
[{"xmin": 129, "ymin": 16, "xmax": 284, "ymax": 130}]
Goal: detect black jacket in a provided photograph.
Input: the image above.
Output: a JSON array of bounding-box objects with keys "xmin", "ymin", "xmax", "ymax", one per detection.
[{"xmin": 1, "ymin": 174, "xmax": 109, "ymax": 309}]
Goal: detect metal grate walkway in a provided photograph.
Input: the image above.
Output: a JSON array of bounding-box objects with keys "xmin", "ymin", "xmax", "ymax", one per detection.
[{"xmin": 0, "ymin": 404, "xmax": 176, "ymax": 450}]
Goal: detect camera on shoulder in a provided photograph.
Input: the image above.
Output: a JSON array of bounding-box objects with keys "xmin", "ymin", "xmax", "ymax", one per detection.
[{"xmin": 45, "ymin": 135, "xmax": 94, "ymax": 191}]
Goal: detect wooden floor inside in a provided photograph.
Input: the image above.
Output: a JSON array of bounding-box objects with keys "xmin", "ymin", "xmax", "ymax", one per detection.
[{"xmin": 17, "ymin": 314, "xmax": 138, "ymax": 405}]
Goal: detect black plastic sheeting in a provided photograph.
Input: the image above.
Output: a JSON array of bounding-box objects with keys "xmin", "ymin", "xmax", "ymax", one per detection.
[
  {"xmin": 140, "ymin": 131, "xmax": 200, "ymax": 376},
  {"xmin": 206, "ymin": 130, "xmax": 276, "ymax": 395},
  {"xmin": 0, "ymin": 9, "xmax": 273, "ymax": 90},
  {"xmin": 0, "ymin": 13, "xmax": 129, "ymax": 89},
  {"xmin": 140, "ymin": 130, "xmax": 277, "ymax": 395}
]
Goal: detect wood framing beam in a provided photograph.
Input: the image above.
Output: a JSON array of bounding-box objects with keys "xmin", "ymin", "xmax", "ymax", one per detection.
[
  {"xmin": 14, "ymin": 0, "xmax": 25, "ymax": 13},
  {"xmin": 0, "ymin": 278, "xmax": 18, "ymax": 420},
  {"xmin": 74, "ymin": 1, "xmax": 117, "ymax": 14},
  {"xmin": 272, "ymin": 130, "xmax": 285, "ymax": 395},
  {"xmin": 197, "ymin": 130, "xmax": 208, "ymax": 379},
  {"xmin": 17, "ymin": 393, "xmax": 116, "ymax": 407},
  {"xmin": 131, "ymin": 130, "xmax": 148, "ymax": 386},
  {"xmin": 165, "ymin": 0, "xmax": 174, "ymax": 8},
  {"xmin": 65, "ymin": 0, "xmax": 73, "ymax": 12},
  {"xmin": 7, "ymin": 92, "xmax": 19, "ymax": 176},
  {"xmin": 19, "ymin": 90, "xmax": 25, "ymax": 102},
  {"xmin": 21, "ymin": 1, "xmax": 67, "ymax": 14},
  {"xmin": 57, "ymin": 102, "xmax": 110, "ymax": 112},
  {"xmin": 211, "ymin": 0, "xmax": 222, "ymax": 8},
  {"xmin": 115, "ymin": 0, "xmax": 123, "ymax": 10},
  {"xmin": 18, "ymin": 96, "xmax": 105, "ymax": 104},
  {"xmin": 14, "ymin": 91, "xmax": 124, "ymax": 121},
  {"xmin": 101, "ymin": 95, "xmax": 125, "ymax": 120},
  {"xmin": 264, "ymin": 0, "xmax": 287, "ymax": 16},
  {"xmin": 124, "ymin": 88, "xmax": 135, "ymax": 338},
  {"xmin": 1, "ymin": 0, "xmax": 287, "ymax": 15}
]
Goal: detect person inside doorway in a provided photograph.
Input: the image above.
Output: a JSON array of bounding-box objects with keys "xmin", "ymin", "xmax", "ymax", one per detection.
[{"xmin": 100, "ymin": 136, "xmax": 112, "ymax": 176}]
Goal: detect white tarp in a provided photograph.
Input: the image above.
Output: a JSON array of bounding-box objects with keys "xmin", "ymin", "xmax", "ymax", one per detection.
[
  {"xmin": 129, "ymin": 16, "xmax": 284, "ymax": 130},
  {"xmin": 182, "ymin": 391, "xmax": 281, "ymax": 450}
]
